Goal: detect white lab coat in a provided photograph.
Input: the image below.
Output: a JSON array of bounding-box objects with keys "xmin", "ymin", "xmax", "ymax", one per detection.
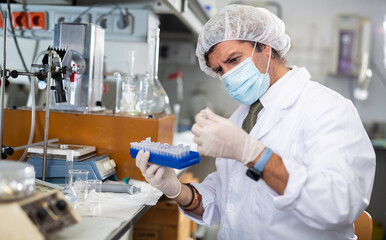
[{"xmin": 184, "ymin": 67, "xmax": 376, "ymax": 239}]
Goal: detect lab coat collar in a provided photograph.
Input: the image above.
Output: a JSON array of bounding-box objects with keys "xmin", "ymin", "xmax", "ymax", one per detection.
[
  {"xmin": 260, "ymin": 66, "xmax": 311, "ymax": 111},
  {"xmin": 256, "ymin": 66, "xmax": 311, "ymax": 139}
]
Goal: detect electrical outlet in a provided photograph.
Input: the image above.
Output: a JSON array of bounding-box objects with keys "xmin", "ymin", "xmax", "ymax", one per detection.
[
  {"xmin": 71, "ymin": 13, "xmax": 91, "ymax": 24},
  {"xmin": 113, "ymin": 14, "xmax": 133, "ymax": 35},
  {"xmin": 95, "ymin": 13, "xmax": 113, "ymax": 33},
  {"xmin": 12, "ymin": 12, "xmax": 29, "ymax": 30},
  {"xmin": 54, "ymin": 13, "xmax": 71, "ymax": 24},
  {"xmin": 29, "ymin": 12, "xmax": 46, "ymax": 30}
]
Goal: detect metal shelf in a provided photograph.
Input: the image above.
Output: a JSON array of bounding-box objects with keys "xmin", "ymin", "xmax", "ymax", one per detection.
[{"xmin": 76, "ymin": 0, "xmax": 210, "ymax": 36}]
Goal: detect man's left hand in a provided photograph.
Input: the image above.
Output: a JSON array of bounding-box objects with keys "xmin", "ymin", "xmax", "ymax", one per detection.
[{"xmin": 191, "ymin": 108, "xmax": 265, "ymax": 165}]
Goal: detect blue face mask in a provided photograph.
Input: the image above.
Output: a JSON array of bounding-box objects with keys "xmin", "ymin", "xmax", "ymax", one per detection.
[{"xmin": 221, "ymin": 44, "xmax": 272, "ymax": 105}]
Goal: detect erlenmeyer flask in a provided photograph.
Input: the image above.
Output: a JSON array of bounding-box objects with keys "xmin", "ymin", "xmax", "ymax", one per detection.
[
  {"xmin": 147, "ymin": 27, "xmax": 171, "ymax": 116},
  {"xmin": 137, "ymin": 73, "xmax": 150, "ymax": 115}
]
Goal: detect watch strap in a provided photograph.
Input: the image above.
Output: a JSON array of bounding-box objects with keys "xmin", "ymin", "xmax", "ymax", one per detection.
[
  {"xmin": 246, "ymin": 147, "xmax": 273, "ymax": 181},
  {"xmin": 254, "ymin": 147, "xmax": 273, "ymax": 172}
]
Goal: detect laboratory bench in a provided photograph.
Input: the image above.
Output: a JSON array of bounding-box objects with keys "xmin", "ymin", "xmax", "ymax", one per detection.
[
  {"xmin": 46, "ymin": 170, "xmax": 195, "ymax": 240},
  {"xmin": 4, "ymin": 109, "xmax": 202, "ymax": 239},
  {"xmin": 49, "ymin": 197, "xmax": 152, "ymax": 240}
]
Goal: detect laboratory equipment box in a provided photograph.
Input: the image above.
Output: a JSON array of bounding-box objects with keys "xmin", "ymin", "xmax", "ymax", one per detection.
[{"xmin": 27, "ymin": 154, "xmax": 118, "ymax": 183}]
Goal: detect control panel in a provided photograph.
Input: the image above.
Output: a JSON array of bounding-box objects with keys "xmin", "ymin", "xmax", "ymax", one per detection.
[
  {"xmin": 94, "ymin": 155, "xmax": 117, "ymax": 179},
  {"xmin": 20, "ymin": 190, "xmax": 81, "ymax": 237},
  {"xmin": 0, "ymin": 190, "xmax": 81, "ymax": 239}
]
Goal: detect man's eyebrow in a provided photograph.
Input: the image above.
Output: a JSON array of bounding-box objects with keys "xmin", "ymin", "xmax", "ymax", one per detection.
[
  {"xmin": 211, "ymin": 52, "xmax": 242, "ymax": 72},
  {"xmin": 223, "ymin": 52, "xmax": 240, "ymax": 63}
]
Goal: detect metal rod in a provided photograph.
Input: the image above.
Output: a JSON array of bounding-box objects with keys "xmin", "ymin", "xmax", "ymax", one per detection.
[
  {"xmin": 31, "ymin": 64, "xmax": 45, "ymax": 68},
  {"xmin": 154, "ymin": 28, "xmax": 160, "ymax": 82},
  {"xmin": 13, "ymin": 138, "xmax": 59, "ymax": 151},
  {"xmin": 0, "ymin": 13, "xmax": 7, "ymax": 159},
  {"xmin": 42, "ymin": 50, "xmax": 52, "ymax": 181},
  {"xmin": 15, "ymin": 71, "xmax": 36, "ymax": 77}
]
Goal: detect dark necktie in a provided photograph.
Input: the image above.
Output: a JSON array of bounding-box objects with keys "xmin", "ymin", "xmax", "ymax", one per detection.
[{"xmin": 242, "ymin": 100, "xmax": 263, "ymax": 134}]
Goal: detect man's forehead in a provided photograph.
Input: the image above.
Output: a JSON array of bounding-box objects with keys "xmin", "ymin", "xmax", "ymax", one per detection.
[{"xmin": 208, "ymin": 42, "xmax": 249, "ymax": 63}]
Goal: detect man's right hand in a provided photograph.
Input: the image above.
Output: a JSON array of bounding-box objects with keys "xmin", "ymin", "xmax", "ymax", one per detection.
[{"xmin": 135, "ymin": 150, "xmax": 181, "ymax": 198}]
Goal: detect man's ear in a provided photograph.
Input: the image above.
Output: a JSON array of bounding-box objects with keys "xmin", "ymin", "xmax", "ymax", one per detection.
[{"xmin": 262, "ymin": 45, "xmax": 271, "ymax": 58}]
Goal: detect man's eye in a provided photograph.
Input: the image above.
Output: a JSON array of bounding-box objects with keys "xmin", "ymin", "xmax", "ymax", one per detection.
[{"xmin": 230, "ymin": 57, "xmax": 239, "ymax": 64}]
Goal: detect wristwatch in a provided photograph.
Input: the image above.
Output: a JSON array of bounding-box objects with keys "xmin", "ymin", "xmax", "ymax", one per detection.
[
  {"xmin": 246, "ymin": 167, "xmax": 262, "ymax": 181},
  {"xmin": 246, "ymin": 147, "xmax": 273, "ymax": 181}
]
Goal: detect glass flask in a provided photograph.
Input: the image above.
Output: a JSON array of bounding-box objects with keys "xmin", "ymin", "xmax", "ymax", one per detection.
[
  {"xmin": 147, "ymin": 73, "xmax": 171, "ymax": 115},
  {"xmin": 115, "ymin": 72, "xmax": 171, "ymax": 116},
  {"xmin": 63, "ymin": 150, "xmax": 77, "ymax": 203},
  {"xmin": 147, "ymin": 27, "xmax": 171, "ymax": 115}
]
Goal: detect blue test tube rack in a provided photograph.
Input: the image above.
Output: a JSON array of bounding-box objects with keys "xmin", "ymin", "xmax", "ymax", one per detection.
[{"xmin": 129, "ymin": 138, "xmax": 201, "ymax": 169}]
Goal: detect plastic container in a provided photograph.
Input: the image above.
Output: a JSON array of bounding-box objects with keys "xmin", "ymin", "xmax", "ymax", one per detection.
[{"xmin": 130, "ymin": 148, "xmax": 201, "ymax": 169}]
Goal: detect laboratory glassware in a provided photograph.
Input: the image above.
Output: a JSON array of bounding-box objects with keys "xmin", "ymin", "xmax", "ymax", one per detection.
[
  {"xmin": 115, "ymin": 72, "xmax": 139, "ymax": 114},
  {"xmin": 87, "ymin": 179, "xmax": 102, "ymax": 203},
  {"xmin": 63, "ymin": 150, "xmax": 77, "ymax": 203},
  {"xmin": 147, "ymin": 27, "xmax": 171, "ymax": 115},
  {"xmin": 69, "ymin": 169, "xmax": 89, "ymax": 202}
]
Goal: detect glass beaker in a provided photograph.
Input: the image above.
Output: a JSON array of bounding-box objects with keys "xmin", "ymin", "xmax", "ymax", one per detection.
[
  {"xmin": 87, "ymin": 179, "xmax": 102, "ymax": 203},
  {"xmin": 69, "ymin": 169, "xmax": 89, "ymax": 202},
  {"xmin": 115, "ymin": 72, "xmax": 139, "ymax": 114}
]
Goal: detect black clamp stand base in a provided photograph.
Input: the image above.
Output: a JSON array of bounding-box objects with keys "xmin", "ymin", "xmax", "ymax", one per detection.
[{"xmin": 1, "ymin": 145, "xmax": 14, "ymax": 159}]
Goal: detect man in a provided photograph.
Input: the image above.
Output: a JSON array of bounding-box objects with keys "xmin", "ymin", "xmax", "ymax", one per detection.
[{"xmin": 136, "ymin": 4, "xmax": 376, "ymax": 239}]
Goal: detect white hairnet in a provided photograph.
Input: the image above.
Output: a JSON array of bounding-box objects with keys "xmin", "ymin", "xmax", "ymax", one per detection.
[{"xmin": 196, "ymin": 4, "xmax": 291, "ymax": 78}]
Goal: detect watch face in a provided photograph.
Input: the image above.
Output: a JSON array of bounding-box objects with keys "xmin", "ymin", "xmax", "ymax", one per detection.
[{"xmin": 246, "ymin": 168, "xmax": 261, "ymax": 181}]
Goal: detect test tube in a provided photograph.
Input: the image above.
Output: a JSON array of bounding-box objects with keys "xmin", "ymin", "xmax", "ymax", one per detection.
[{"xmin": 131, "ymin": 138, "xmax": 194, "ymax": 160}]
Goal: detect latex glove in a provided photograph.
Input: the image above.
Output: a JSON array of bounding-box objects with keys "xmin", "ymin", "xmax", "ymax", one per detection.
[
  {"xmin": 192, "ymin": 108, "xmax": 265, "ymax": 165},
  {"xmin": 135, "ymin": 150, "xmax": 181, "ymax": 198}
]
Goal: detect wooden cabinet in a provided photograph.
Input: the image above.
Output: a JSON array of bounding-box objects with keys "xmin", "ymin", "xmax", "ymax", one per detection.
[
  {"xmin": 3, "ymin": 109, "xmax": 174, "ymax": 180},
  {"xmin": 134, "ymin": 172, "xmax": 198, "ymax": 240}
]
